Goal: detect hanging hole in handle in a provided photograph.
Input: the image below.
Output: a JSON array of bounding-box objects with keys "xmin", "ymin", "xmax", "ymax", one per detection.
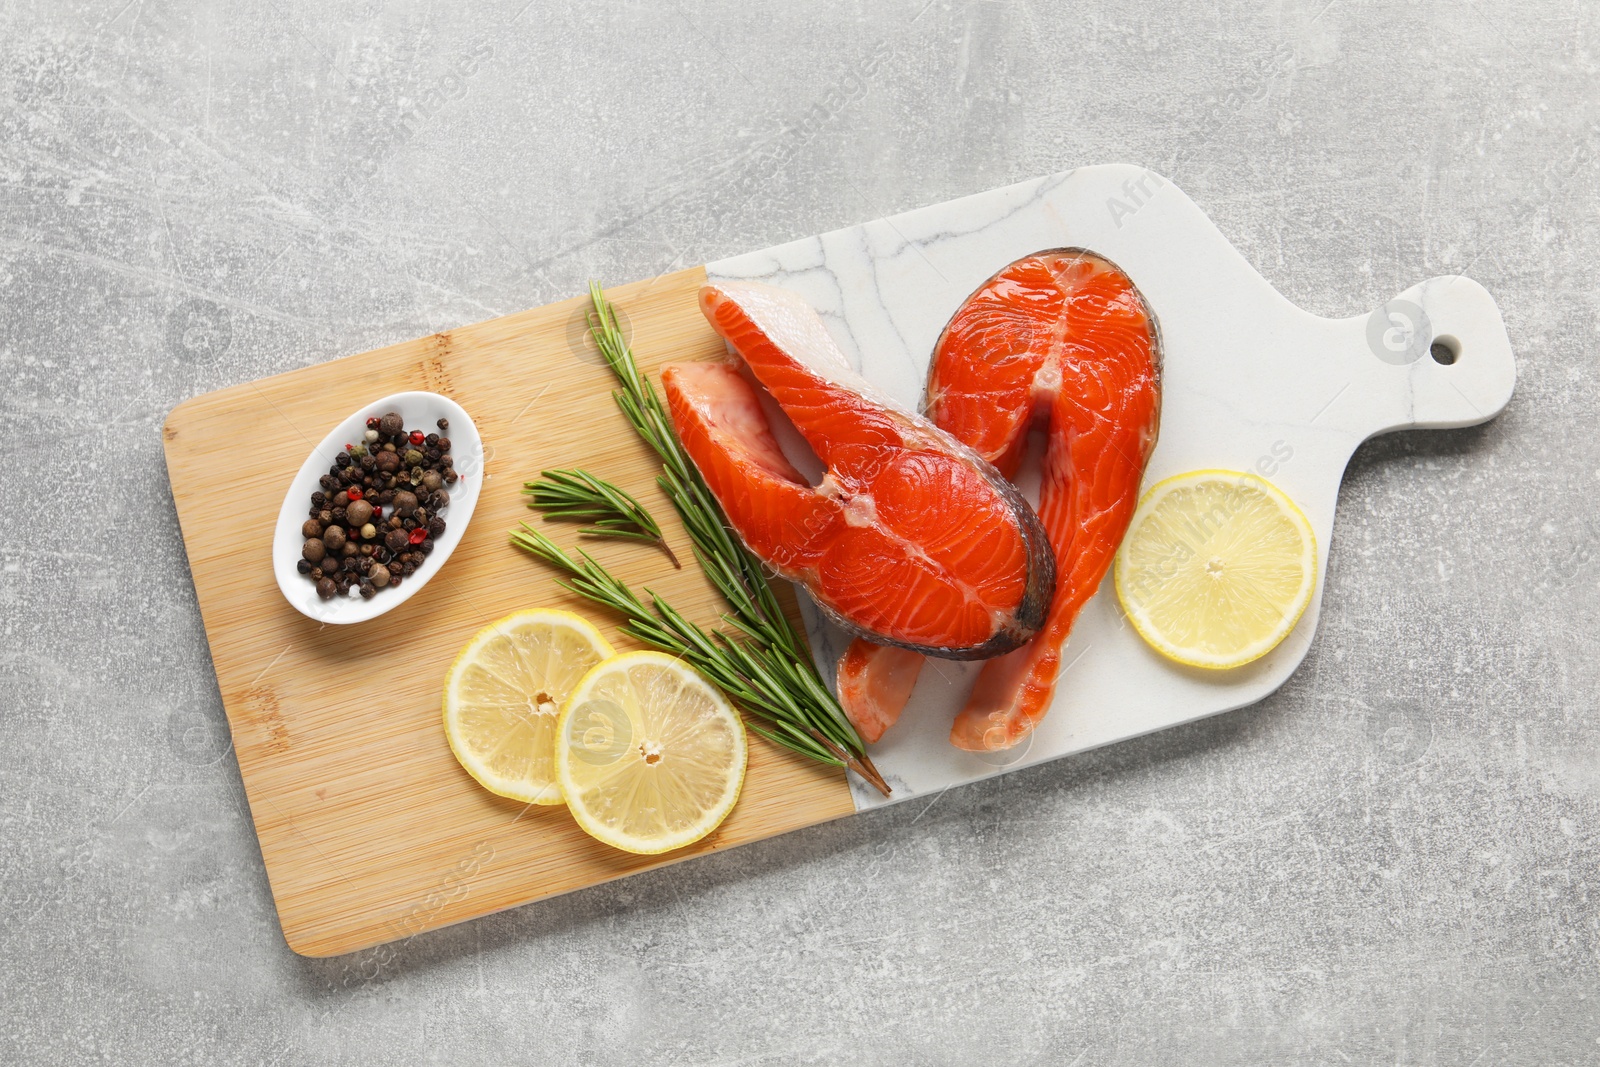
[{"xmin": 1431, "ymin": 335, "xmax": 1461, "ymax": 365}]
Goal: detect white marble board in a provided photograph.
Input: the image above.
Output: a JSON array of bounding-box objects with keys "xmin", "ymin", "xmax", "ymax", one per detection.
[{"xmin": 704, "ymin": 165, "xmax": 1516, "ymax": 811}]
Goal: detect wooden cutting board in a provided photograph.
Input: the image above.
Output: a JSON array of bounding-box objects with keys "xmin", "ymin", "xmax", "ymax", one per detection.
[
  {"xmin": 166, "ymin": 166, "xmax": 1515, "ymax": 958},
  {"xmin": 163, "ymin": 268, "xmax": 855, "ymax": 959}
]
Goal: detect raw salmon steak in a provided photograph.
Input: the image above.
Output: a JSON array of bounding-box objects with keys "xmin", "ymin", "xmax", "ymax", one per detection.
[
  {"xmin": 661, "ymin": 281, "xmax": 1055, "ymax": 659},
  {"xmin": 839, "ymin": 249, "xmax": 1161, "ymax": 750}
]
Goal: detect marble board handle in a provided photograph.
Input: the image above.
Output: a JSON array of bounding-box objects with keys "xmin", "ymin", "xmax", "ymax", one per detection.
[{"xmin": 1327, "ymin": 275, "xmax": 1517, "ymax": 440}]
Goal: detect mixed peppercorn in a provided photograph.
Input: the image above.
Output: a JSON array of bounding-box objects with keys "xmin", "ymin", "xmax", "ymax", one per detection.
[{"xmin": 298, "ymin": 412, "xmax": 458, "ymax": 600}]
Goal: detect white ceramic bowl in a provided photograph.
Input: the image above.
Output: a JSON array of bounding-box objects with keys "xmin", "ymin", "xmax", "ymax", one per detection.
[{"xmin": 272, "ymin": 391, "xmax": 483, "ymax": 624}]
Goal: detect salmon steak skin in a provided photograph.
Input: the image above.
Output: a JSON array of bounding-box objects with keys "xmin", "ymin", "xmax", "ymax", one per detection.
[
  {"xmin": 838, "ymin": 249, "xmax": 1162, "ymax": 751},
  {"xmin": 661, "ymin": 280, "xmax": 1056, "ymax": 660}
]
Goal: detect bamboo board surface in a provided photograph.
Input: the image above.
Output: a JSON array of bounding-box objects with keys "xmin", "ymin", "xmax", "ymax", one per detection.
[{"xmin": 163, "ymin": 267, "xmax": 855, "ymax": 958}]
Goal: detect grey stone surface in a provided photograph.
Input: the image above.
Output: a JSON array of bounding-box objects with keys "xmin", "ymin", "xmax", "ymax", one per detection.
[{"xmin": 2, "ymin": 0, "xmax": 1596, "ymax": 1063}]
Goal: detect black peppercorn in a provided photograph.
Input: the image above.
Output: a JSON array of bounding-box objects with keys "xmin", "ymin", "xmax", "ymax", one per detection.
[
  {"xmin": 311, "ymin": 491, "xmax": 327, "ymax": 507},
  {"xmin": 319, "ymin": 474, "xmax": 339, "ymax": 492},
  {"xmin": 428, "ymin": 517, "xmax": 446, "ymax": 537},
  {"xmin": 359, "ymin": 581, "xmax": 376, "ymax": 600},
  {"xmin": 437, "ymin": 437, "xmax": 450, "ymax": 451},
  {"xmin": 444, "ymin": 470, "xmax": 457, "ymax": 484},
  {"xmin": 419, "ymin": 539, "xmax": 434, "ymax": 556},
  {"xmin": 385, "ymin": 529, "xmax": 409, "ymax": 553},
  {"xmin": 335, "ymin": 452, "xmax": 351, "ymax": 468},
  {"xmin": 296, "ymin": 558, "xmax": 313, "ymax": 575},
  {"xmin": 436, "ymin": 418, "xmax": 448, "ymax": 430}
]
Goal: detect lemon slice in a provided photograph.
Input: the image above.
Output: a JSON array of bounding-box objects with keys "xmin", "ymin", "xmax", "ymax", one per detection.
[
  {"xmin": 443, "ymin": 609, "xmax": 615, "ymax": 804},
  {"xmin": 1114, "ymin": 470, "xmax": 1317, "ymax": 669},
  {"xmin": 556, "ymin": 651, "xmax": 747, "ymax": 855}
]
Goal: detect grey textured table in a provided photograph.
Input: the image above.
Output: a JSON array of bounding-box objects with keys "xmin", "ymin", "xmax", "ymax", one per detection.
[{"xmin": 3, "ymin": 2, "xmax": 1597, "ymax": 1064}]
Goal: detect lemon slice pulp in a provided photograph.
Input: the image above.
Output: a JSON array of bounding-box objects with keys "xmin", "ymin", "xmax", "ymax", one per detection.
[
  {"xmin": 556, "ymin": 651, "xmax": 747, "ymax": 855},
  {"xmin": 1114, "ymin": 470, "xmax": 1317, "ymax": 669},
  {"xmin": 443, "ymin": 609, "xmax": 615, "ymax": 804}
]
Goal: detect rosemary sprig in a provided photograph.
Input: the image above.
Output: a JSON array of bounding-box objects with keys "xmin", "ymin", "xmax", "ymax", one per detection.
[
  {"xmin": 582, "ymin": 282, "xmax": 798, "ymax": 658},
  {"xmin": 524, "ymin": 467, "xmax": 680, "ymax": 567},
  {"xmin": 509, "ymin": 282, "xmax": 888, "ymax": 796}
]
